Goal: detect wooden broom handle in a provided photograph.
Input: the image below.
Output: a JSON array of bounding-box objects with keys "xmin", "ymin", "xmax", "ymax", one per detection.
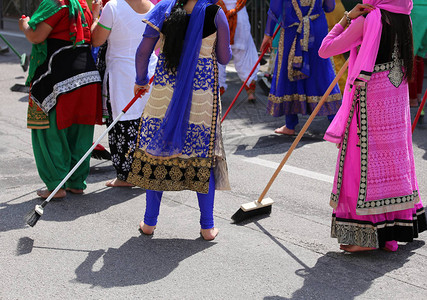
[{"xmin": 257, "ymin": 59, "xmax": 349, "ymax": 203}]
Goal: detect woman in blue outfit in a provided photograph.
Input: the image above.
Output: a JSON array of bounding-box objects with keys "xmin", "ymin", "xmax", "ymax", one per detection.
[
  {"xmin": 128, "ymin": 0, "xmax": 232, "ymax": 240},
  {"xmin": 261, "ymin": 0, "xmax": 342, "ymax": 135}
]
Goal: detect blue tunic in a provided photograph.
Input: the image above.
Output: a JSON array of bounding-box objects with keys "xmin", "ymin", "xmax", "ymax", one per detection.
[{"xmin": 265, "ymin": 0, "xmax": 342, "ymax": 117}]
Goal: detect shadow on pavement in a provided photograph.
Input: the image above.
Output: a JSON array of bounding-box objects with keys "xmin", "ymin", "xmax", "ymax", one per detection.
[
  {"xmin": 257, "ymin": 220, "xmax": 425, "ymax": 300},
  {"xmin": 73, "ymin": 236, "xmax": 215, "ymax": 287},
  {"xmin": 232, "ymin": 132, "xmax": 325, "ymax": 157},
  {"xmin": 412, "ymin": 125, "xmax": 427, "ymax": 161},
  {"xmin": 0, "ymin": 187, "xmax": 144, "ymax": 232}
]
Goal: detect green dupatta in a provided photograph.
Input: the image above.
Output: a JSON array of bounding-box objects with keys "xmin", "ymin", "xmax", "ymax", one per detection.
[{"xmin": 25, "ymin": 0, "xmax": 86, "ymax": 86}]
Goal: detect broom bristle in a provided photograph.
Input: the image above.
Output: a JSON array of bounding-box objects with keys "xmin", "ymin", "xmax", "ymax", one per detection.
[
  {"xmin": 24, "ymin": 205, "xmax": 43, "ymax": 227},
  {"xmin": 91, "ymin": 149, "xmax": 111, "ymax": 160},
  {"xmin": 22, "ymin": 54, "xmax": 29, "ymax": 72},
  {"xmin": 231, "ymin": 205, "xmax": 272, "ymax": 223},
  {"xmin": 25, "ymin": 210, "xmax": 41, "ymax": 227}
]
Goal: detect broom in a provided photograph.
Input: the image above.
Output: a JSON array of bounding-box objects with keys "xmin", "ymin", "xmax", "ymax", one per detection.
[
  {"xmin": 221, "ymin": 25, "xmax": 281, "ymax": 123},
  {"xmin": 231, "ymin": 59, "xmax": 349, "ymax": 223},
  {"xmin": 0, "ymin": 31, "xmax": 29, "ymax": 72},
  {"xmin": 25, "ymin": 79, "xmax": 153, "ymax": 227},
  {"xmin": 91, "ymin": 143, "xmax": 112, "ymax": 160},
  {"xmin": 411, "ymin": 88, "xmax": 427, "ymax": 133}
]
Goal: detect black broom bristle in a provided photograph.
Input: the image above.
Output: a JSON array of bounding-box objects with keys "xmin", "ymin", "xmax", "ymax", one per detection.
[
  {"xmin": 91, "ymin": 149, "xmax": 111, "ymax": 160},
  {"xmin": 22, "ymin": 54, "xmax": 29, "ymax": 72},
  {"xmin": 231, "ymin": 205, "xmax": 272, "ymax": 224},
  {"xmin": 0, "ymin": 46, "xmax": 9, "ymax": 54},
  {"xmin": 24, "ymin": 205, "xmax": 43, "ymax": 227}
]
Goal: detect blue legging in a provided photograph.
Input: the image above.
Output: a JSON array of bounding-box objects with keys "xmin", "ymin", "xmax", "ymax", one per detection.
[
  {"xmin": 144, "ymin": 169, "xmax": 215, "ymax": 229},
  {"xmin": 285, "ymin": 114, "xmax": 335, "ymax": 130}
]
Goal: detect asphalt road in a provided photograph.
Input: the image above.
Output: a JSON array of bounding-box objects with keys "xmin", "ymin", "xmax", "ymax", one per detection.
[{"xmin": 1, "ymin": 28, "xmax": 427, "ymax": 299}]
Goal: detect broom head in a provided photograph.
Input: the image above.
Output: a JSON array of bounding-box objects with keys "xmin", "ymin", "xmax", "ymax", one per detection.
[
  {"xmin": 231, "ymin": 198, "xmax": 274, "ymax": 223},
  {"xmin": 0, "ymin": 46, "xmax": 9, "ymax": 54},
  {"xmin": 24, "ymin": 205, "xmax": 44, "ymax": 227},
  {"xmin": 91, "ymin": 144, "xmax": 111, "ymax": 160},
  {"xmin": 21, "ymin": 53, "xmax": 29, "ymax": 72}
]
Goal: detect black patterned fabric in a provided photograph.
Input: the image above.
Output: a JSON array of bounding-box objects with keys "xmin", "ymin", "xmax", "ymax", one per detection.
[{"xmin": 106, "ymin": 101, "xmax": 140, "ymax": 181}]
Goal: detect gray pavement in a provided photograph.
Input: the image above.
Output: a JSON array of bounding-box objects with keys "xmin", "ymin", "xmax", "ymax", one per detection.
[{"xmin": 1, "ymin": 28, "xmax": 427, "ymax": 300}]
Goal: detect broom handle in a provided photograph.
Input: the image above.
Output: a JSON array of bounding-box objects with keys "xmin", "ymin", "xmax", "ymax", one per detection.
[
  {"xmin": 40, "ymin": 76, "xmax": 154, "ymax": 207},
  {"xmin": 411, "ymin": 88, "xmax": 427, "ymax": 133},
  {"xmin": 0, "ymin": 33, "xmax": 22, "ymax": 58},
  {"xmin": 221, "ymin": 25, "xmax": 281, "ymax": 123},
  {"xmin": 257, "ymin": 59, "xmax": 349, "ymax": 203}
]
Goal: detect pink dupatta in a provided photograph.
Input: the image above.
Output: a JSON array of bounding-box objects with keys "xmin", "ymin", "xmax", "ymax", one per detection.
[{"xmin": 324, "ymin": 0, "xmax": 413, "ymax": 143}]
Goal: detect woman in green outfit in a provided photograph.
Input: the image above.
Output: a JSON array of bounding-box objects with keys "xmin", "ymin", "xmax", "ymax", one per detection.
[{"xmin": 19, "ymin": 0, "xmax": 102, "ymax": 199}]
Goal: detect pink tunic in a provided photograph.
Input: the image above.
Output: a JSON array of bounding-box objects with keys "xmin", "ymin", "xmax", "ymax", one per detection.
[{"xmin": 319, "ymin": 17, "xmax": 426, "ymax": 249}]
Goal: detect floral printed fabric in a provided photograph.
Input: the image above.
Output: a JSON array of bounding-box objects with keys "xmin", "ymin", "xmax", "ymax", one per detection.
[{"xmin": 107, "ymin": 118, "xmax": 140, "ymax": 181}]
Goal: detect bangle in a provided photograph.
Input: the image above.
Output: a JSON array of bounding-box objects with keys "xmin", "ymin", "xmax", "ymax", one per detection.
[{"xmin": 344, "ymin": 11, "xmax": 351, "ymax": 26}]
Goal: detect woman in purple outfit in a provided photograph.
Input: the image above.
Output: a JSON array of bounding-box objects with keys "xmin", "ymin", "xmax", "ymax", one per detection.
[
  {"xmin": 128, "ymin": 0, "xmax": 232, "ymax": 240},
  {"xmin": 261, "ymin": 0, "xmax": 342, "ymax": 135}
]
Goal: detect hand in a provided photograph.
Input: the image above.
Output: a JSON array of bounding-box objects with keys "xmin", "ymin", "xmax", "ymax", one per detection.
[
  {"xmin": 92, "ymin": 0, "xmax": 102, "ymax": 19},
  {"xmin": 348, "ymin": 3, "xmax": 375, "ymax": 20},
  {"xmin": 260, "ymin": 35, "xmax": 273, "ymax": 53},
  {"xmin": 226, "ymin": 9, "xmax": 237, "ymax": 18},
  {"xmin": 134, "ymin": 83, "xmax": 149, "ymax": 97},
  {"xmin": 18, "ymin": 16, "xmax": 30, "ymax": 32}
]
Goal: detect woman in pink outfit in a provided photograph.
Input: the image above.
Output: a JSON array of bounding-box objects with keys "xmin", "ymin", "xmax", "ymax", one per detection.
[{"xmin": 319, "ymin": 0, "xmax": 426, "ymax": 252}]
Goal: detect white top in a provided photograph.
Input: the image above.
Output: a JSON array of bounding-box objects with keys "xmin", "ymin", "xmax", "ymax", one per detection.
[
  {"xmin": 99, "ymin": 0, "xmax": 158, "ymax": 121},
  {"xmin": 221, "ymin": 0, "xmax": 252, "ymax": 50}
]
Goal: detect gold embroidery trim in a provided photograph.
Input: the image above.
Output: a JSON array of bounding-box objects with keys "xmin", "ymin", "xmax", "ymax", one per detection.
[
  {"xmin": 142, "ymin": 19, "xmax": 160, "ymax": 33},
  {"xmin": 287, "ymin": 0, "xmax": 319, "ymax": 81},
  {"xmin": 128, "ymin": 149, "xmax": 212, "ymax": 193},
  {"xmin": 268, "ymin": 92, "xmax": 342, "ymax": 104},
  {"xmin": 276, "ymin": 28, "xmax": 285, "ymax": 87}
]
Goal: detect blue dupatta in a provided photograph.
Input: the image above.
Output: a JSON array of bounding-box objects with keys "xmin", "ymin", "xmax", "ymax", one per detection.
[{"xmin": 143, "ymin": 0, "xmax": 215, "ymax": 158}]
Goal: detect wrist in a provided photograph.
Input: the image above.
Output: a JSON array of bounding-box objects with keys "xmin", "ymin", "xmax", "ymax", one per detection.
[
  {"xmin": 23, "ymin": 24, "xmax": 31, "ymax": 33},
  {"xmin": 344, "ymin": 11, "xmax": 352, "ymax": 26},
  {"xmin": 135, "ymin": 76, "xmax": 149, "ymax": 86}
]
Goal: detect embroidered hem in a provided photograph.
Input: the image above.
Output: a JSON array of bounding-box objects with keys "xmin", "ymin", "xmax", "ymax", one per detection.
[
  {"xmin": 32, "ymin": 71, "xmax": 101, "ymax": 114},
  {"xmin": 27, "ymin": 98, "xmax": 49, "ymax": 129},
  {"xmin": 268, "ymin": 92, "xmax": 342, "ymax": 104},
  {"xmin": 127, "ymin": 149, "xmax": 213, "ymax": 193},
  {"xmin": 331, "ymin": 208, "xmax": 427, "ymax": 248},
  {"xmin": 267, "ymin": 93, "xmax": 342, "ymax": 117}
]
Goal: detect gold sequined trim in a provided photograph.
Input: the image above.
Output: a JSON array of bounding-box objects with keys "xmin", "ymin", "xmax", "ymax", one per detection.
[
  {"xmin": 142, "ymin": 19, "xmax": 160, "ymax": 33},
  {"xmin": 300, "ymin": 0, "xmax": 313, "ymax": 6},
  {"xmin": 276, "ymin": 28, "xmax": 285, "ymax": 87},
  {"xmin": 287, "ymin": 0, "xmax": 319, "ymax": 81},
  {"xmin": 268, "ymin": 92, "xmax": 342, "ymax": 104},
  {"xmin": 127, "ymin": 149, "xmax": 212, "ymax": 193}
]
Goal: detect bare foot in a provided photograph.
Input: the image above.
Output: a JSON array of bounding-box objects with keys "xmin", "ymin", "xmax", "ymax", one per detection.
[
  {"xmin": 200, "ymin": 228, "xmax": 219, "ymax": 241},
  {"xmin": 105, "ymin": 178, "xmax": 135, "ymax": 187},
  {"xmin": 139, "ymin": 221, "xmax": 156, "ymax": 235},
  {"xmin": 247, "ymin": 93, "xmax": 256, "ymax": 101},
  {"xmin": 340, "ymin": 244, "xmax": 376, "ymax": 252},
  {"xmin": 36, "ymin": 188, "xmax": 66, "ymax": 199},
  {"xmin": 274, "ymin": 125, "xmax": 295, "ymax": 135},
  {"xmin": 66, "ymin": 188, "xmax": 84, "ymax": 194}
]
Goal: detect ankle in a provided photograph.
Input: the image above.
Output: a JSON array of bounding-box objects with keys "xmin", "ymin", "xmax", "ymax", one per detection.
[
  {"xmin": 200, "ymin": 227, "xmax": 218, "ymax": 241},
  {"xmin": 140, "ymin": 221, "xmax": 156, "ymax": 235}
]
